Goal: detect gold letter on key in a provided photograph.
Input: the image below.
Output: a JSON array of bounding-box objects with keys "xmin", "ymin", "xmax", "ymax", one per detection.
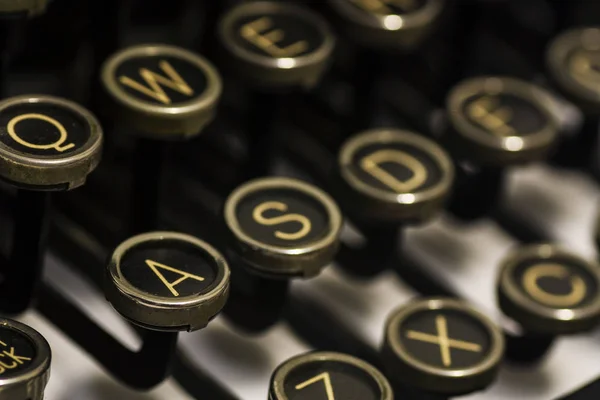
[
  {"xmin": 119, "ymin": 60, "xmax": 194, "ymax": 105},
  {"xmin": 406, "ymin": 315, "xmax": 482, "ymax": 367},
  {"xmin": 252, "ymin": 201, "xmax": 312, "ymax": 241},
  {"xmin": 145, "ymin": 259, "xmax": 205, "ymax": 297},
  {"xmin": 523, "ymin": 264, "xmax": 586, "ymax": 308},
  {"xmin": 295, "ymin": 372, "xmax": 335, "ymax": 400},
  {"xmin": 360, "ymin": 149, "xmax": 427, "ymax": 193},
  {"xmin": 240, "ymin": 17, "xmax": 308, "ymax": 58},
  {"xmin": 0, "ymin": 340, "xmax": 31, "ymax": 375},
  {"xmin": 466, "ymin": 96, "xmax": 516, "ymax": 137},
  {"xmin": 8, "ymin": 113, "xmax": 75, "ymax": 152},
  {"xmin": 570, "ymin": 51, "xmax": 600, "ymax": 91}
]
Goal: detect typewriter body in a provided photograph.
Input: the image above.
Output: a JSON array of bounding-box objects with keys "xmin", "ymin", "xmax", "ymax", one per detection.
[{"xmin": 0, "ymin": 0, "xmax": 598, "ymax": 399}]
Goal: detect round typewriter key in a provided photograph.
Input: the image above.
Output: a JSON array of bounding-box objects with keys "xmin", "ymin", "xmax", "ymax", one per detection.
[
  {"xmin": 337, "ymin": 128, "xmax": 454, "ymax": 224},
  {"xmin": 106, "ymin": 231, "xmax": 230, "ymax": 332},
  {"xmin": 0, "ymin": 318, "xmax": 50, "ymax": 400},
  {"xmin": 223, "ymin": 177, "xmax": 342, "ymax": 332},
  {"xmin": 446, "ymin": 76, "xmax": 559, "ymax": 166},
  {"xmin": 0, "ymin": 95, "xmax": 102, "ymax": 313},
  {"xmin": 270, "ymin": 351, "xmax": 393, "ymax": 400},
  {"xmin": 382, "ymin": 298, "xmax": 504, "ymax": 396},
  {"xmin": 224, "ymin": 177, "xmax": 343, "ymax": 278},
  {"xmin": 101, "ymin": 43, "xmax": 221, "ymax": 138},
  {"xmin": 327, "ymin": 0, "xmax": 445, "ymax": 49},
  {"xmin": 498, "ymin": 244, "xmax": 600, "ymax": 334},
  {"xmin": 102, "ymin": 44, "xmax": 222, "ymax": 235},
  {"xmin": 218, "ymin": 1, "xmax": 335, "ymax": 89},
  {"xmin": 547, "ymin": 27, "xmax": 600, "ymax": 114},
  {"xmin": 547, "ymin": 27, "xmax": 600, "ymax": 170},
  {"xmin": 0, "ymin": 95, "xmax": 103, "ymax": 190}
]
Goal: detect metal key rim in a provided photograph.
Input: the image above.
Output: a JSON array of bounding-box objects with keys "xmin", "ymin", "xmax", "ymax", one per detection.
[
  {"xmin": 108, "ymin": 231, "xmax": 230, "ymax": 310},
  {"xmin": 218, "ymin": 1, "xmax": 336, "ymax": 73},
  {"xmin": 0, "ymin": 318, "xmax": 51, "ymax": 397},
  {"xmin": 328, "ymin": 0, "xmax": 445, "ymax": 32},
  {"xmin": 498, "ymin": 244, "xmax": 600, "ymax": 332},
  {"xmin": 270, "ymin": 351, "xmax": 393, "ymax": 400},
  {"xmin": 338, "ymin": 128, "xmax": 454, "ymax": 205},
  {"xmin": 385, "ymin": 298, "xmax": 504, "ymax": 383},
  {"xmin": 224, "ymin": 177, "xmax": 343, "ymax": 260},
  {"xmin": 101, "ymin": 44, "xmax": 222, "ymax": 126},
  {"xmin": 547, "ymin": 27, "xmax": 600, "ymax": 109},
  {"xmin": 446, "ymin": 76, "xmax": 559, "ymax": 156}
]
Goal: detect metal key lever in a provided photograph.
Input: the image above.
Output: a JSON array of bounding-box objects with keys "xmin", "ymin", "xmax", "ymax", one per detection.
[
  {"xmin": 46, "ymin": 224, "xmax": 235, "ymax": 397},
  {"xmin": 216, "ymin": 1, "xmax": 336, "ymax": 180},
  {"xmin": 36, "ymin": 282, "xmax": 178, "ymax": 389},
  {"xmin": 0, "ymin": 95, "xmax": 102, "ymax": 314},
  {"xmin": 100, "ymin": 43, "xmax": 222, "ymax": 237}
]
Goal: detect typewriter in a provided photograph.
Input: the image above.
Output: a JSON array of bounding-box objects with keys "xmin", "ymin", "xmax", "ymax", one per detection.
[{"xmin": 0, "ymin": 0, "xmax": 598, "ymax": 399}]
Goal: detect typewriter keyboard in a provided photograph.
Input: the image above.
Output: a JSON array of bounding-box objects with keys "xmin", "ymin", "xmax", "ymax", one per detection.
[{"xmin": 1, "ymin": 0, "xmax": 600, "ymax": 399}]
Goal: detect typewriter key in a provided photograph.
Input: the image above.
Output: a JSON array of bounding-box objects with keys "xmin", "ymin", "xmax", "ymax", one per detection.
[
  {"xmin": 0, "ymin": 95, "xmax": 102, "ymax": 313},
  {"xmin": 106, "ymin": 231, "xmax": 230, "ymax": 332},
  {"xmin": 270, "ymin": 351, "xmax": 393, "ymax": 400},
  {"xmin": 337, "ymin": 128, "xmax": 454, "ymax": 224},
  {"xmin": 334, "ymin": 128, "xmax": 453, "ymax": 277},
  {"xmin": 0, "ymin": 319, "xmax": 50, "ymax": 400},
  {"xmin": 101, "ymin": 44, "xmax": 222, "ymax": 234},
  {"xmin": 445, "ymin": 76, "xmax": 559, "ymax": 220},
  {"xmin": 327, "ymin": 0, "xmax": 445, "ymax": 49},
  {"xmin": 224, "ymin": 177, "xmax": 342, "ymax": 278},
  {"xmin": 101, "ymin": 44, "xmax": 221, "ymax": 138},
  {"xmin": 497, "ymin": 244, "xmax": 600, "ymax": 362},
  {"xmin": 219, "ymin": 1, "xmax": 335, "ymax": 89},
  {"xmin": 223, "ymin": 177, "xmax": 342, "ymax": 331},
  {"xmin": 382, "ymin": 298, "xmax": 504, "ymax": 396},
  {"xmin": 547, "ymin": 27, "xmax": 600, "ymax": 170},
  {"xmin": 446, "ymin": 76, "xmax": 559, "ymax": 166},
  {"xmin": 218, "ymin": 1, "xmax": 335, "ymax": 179}
]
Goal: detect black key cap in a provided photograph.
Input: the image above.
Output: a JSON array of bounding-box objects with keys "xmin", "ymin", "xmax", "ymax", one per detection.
[
  {"xmin": 547, "ymin": 27, "xmax": 600, "ymax": 171},
  {"xmin": 270, "ymin": 351, "xmax": 393, "ymax": 400},
  {"xmin": 218, "ymin": 1, "xmax": 335, "ymax": 179},
  {"xmin": 497, "ymin": 244, "xmax": 600, "ymax": 362},
  {"xmin": 446, "ymin": 76, "xmax": 559, "ymax": 165},
  {"xmin": 0, "ymin": 95, "xmax": 102, "ymax": 313},
  {"xmin": 327, "ymin": 0, "xmax": 445, "ymax": 49},
  {"xmin": 219, "ymin": 2, "xmax": 335, "ymax": 89},
  {"xmin": 101, "ymin": 43, "xmax": 222, "ymax": 235},
  {"xmin": 334, "ymin": 128, "xmax": 453, "ymax": 276},
  {"xmin": 336, "ymin": 128, "xmax": 454, "ymax": 225},
  {"xmin": 381, "ymin": 297, "xmax": 504, "ymax": 397},
  {"xmin": 0, "ymin": 318, "xmax": 51, "ymax": 400},
  {"xmin": 223, "ymin": 177, "xmax": 342, "ymax": 331},
  {"xmin": 444, "ymin": 76, "xmax": 560, "ymax": 219},
  {"xmin": 106, "ymin": 231, "xmax": 230, "ymax": 331}
]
